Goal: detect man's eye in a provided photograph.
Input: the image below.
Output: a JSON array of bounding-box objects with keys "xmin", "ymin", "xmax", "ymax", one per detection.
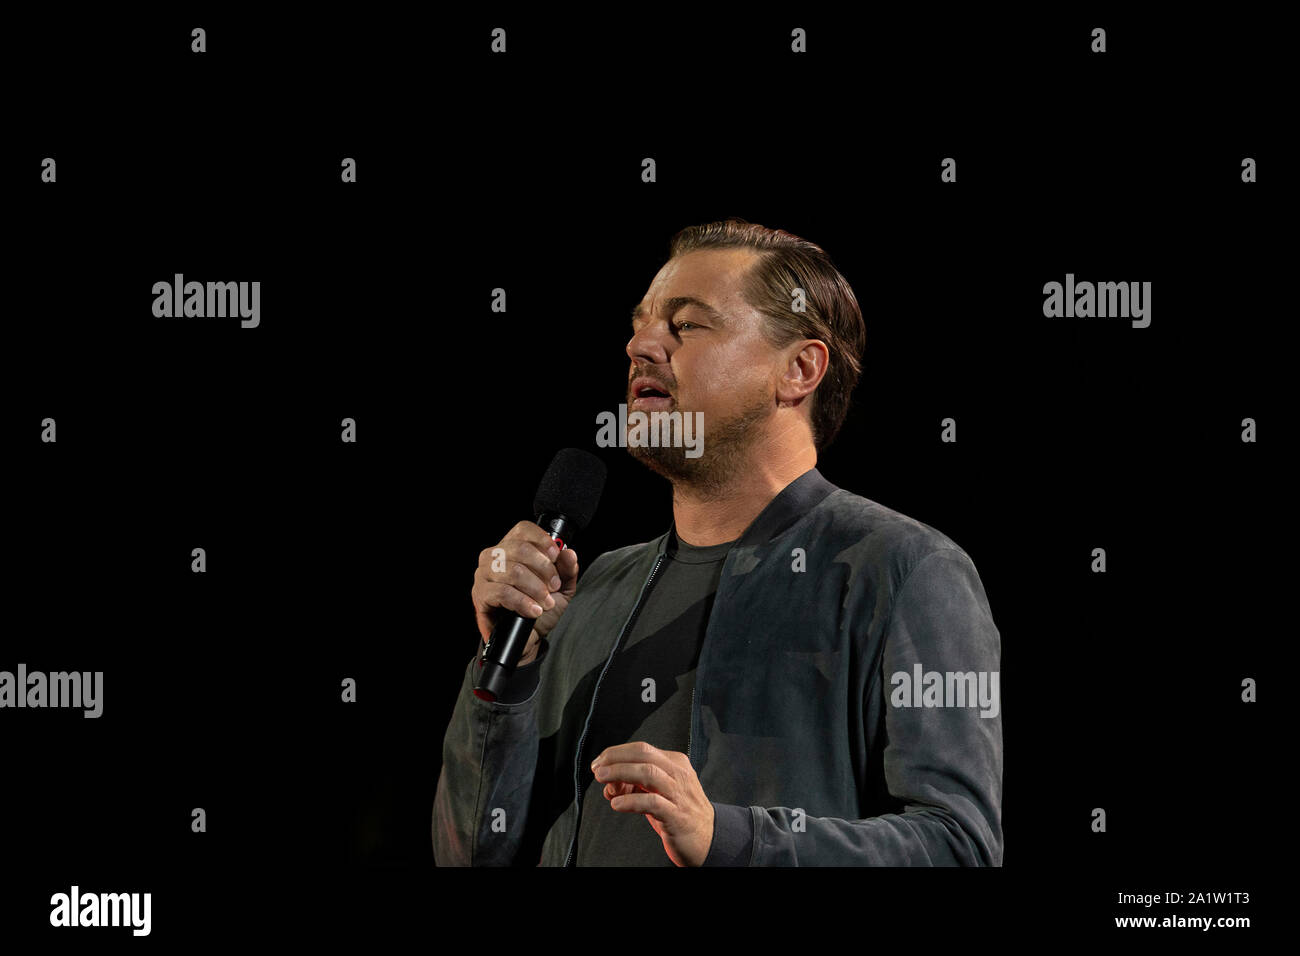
[{"xmin": 673, "ymin": 321, "xmax": 695, "ymax": 332}]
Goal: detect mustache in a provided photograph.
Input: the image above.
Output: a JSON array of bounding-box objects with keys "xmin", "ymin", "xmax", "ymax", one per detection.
[{"xmin": 628, "ymin": 369, "xmax": 676, "ymax": 393}]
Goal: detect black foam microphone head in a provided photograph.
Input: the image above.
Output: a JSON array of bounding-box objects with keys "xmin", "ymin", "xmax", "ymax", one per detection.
[{"xmin": 533, "ymin": 448, "xmax": 607, "ymax": 531}]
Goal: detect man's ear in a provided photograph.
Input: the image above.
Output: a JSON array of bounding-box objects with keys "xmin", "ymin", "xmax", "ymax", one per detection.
[{"xmin": 776, "ymin": 339, "xmax": 828, "ymax": 406}]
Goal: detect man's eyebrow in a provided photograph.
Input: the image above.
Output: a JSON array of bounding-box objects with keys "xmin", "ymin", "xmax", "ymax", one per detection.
[{"xmin": 629, "ymin": 296, "xmax": 726, "ymax": 324}]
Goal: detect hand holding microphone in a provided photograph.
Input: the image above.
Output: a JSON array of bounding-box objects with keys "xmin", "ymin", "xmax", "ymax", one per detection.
[
  {"xmin": 471, "ymin": 449, "xmax": 606, "ymax": 702},
  {"xmin": 472, "ymin": 521, "xmax": 580, "ymax": 668}
]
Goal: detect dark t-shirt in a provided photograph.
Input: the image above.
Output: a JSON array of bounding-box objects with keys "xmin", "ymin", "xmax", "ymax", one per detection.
[{"xmin": 573, "ymin": 528, "xmax": 736, "ymax": 865}]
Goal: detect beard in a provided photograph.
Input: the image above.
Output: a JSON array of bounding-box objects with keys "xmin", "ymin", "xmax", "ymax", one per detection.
[{"xmin": 626, "ymin": 384, "xmax": 773, "ymax": 499}]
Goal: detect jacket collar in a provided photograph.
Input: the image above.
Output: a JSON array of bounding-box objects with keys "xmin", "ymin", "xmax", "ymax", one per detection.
[{"xmin": 657, "ymin": 466, "xmax": 839, "ymax": 552}]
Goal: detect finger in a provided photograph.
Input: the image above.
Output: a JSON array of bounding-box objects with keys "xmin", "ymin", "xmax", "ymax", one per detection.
[
  {"xmin": 602, "ymin": 781, "xmax": 637, "ymax": 800},
  {"xmin": 506, "ymin": 522, "xmax": 564, "ymax": 554},
  {"xmin": 486, "ymin": 581, "xmax": 547, "ymax": 619},
  {"xmin": 555, "ymin": 548, "xmax": 579, "ymax": 590},
  {"xmin": 484, "ymin": 526, "xmax": 561, "ymax": 579},
  {"xmin": 591, "ymin": 741, "xmax": 668, "ymax": 773},
  {"xmin": 503, "ymin": 539, "xmax": 563, "ymax": 592},
  {"xmin": 609, "ymin": 791, "xmax": 673, "ymax": 818},
  {"xmin": 593, "ymin": 760, "xmax": 670, "ymax": 795},
  {"xmin": 479, "ymin": 541, "xmax": 559, "ymax": 605},
  {"xmin": 506, "ymin": 521, "xmax": 565, "ymax": 561},
  {"xmin": 502, "ymin": 558, "xmax": 558, "ymax": 609}
]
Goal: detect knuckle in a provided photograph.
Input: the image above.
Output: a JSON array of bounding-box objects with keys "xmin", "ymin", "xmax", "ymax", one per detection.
[{"xmin": 510, "ymin": 564, "xmax": 536, "ymax": 589}]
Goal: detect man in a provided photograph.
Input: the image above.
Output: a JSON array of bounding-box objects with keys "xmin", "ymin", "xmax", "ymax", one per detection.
[{"xmin": 433, "ymin": 218, "xmax": 1003, "ymax": 866}]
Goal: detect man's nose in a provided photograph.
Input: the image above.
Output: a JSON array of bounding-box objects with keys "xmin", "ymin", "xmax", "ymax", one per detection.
[{"xmin": 627, "ymin": 322, "xmax": 670, "ymax": 366}]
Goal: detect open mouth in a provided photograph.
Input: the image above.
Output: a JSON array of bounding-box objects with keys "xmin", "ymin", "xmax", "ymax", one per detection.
[{"xmin": 629, "ymin": 375, "xmax": 676, "ymax": 408}]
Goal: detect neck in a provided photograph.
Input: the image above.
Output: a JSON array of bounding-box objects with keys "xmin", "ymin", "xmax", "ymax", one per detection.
[{"xmin": 671, "ymin": 443, "xmax": 817, "ymax": 546}]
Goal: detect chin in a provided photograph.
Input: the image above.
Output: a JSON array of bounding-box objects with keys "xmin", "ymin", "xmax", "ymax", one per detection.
[{"xmin": 627, "ymin": 443, "xmax": 693, "ymax": 479}]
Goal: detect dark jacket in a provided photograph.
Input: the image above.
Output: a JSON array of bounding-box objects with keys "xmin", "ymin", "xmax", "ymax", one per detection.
[{"xmin": 433, "ymin": 467, "xmax": 1003, "ymax": 865}]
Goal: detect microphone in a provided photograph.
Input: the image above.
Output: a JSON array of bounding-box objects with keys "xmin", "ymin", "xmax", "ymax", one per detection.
[{"xmin": 474, "ymin": 448, "xmax": 607, "ymax": 702}]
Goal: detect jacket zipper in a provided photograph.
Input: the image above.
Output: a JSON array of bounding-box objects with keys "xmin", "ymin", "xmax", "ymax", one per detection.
[
  {"xmin": 687, "ymin": 688, "xmax": 694, "ymax": 761},
  {"xmin": 688, "ymin": 545, "xmax": 732, "ymax": 767},
  {"xmin": 564, "ymin": 552, "xmax": 667, "ymax": 867}
]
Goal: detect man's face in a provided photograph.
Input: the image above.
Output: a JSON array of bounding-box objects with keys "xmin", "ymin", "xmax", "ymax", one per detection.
[{"xmin": 625, "ymin": 248, "xmax": 777, "ymax": 492}]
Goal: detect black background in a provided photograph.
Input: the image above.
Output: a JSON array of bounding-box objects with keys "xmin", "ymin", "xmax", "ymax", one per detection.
[{"xmin": 4, "ymin": 8, "xmax": 1280, "ymax": 945}]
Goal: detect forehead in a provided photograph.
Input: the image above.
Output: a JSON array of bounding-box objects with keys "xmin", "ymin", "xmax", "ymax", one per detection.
[{"xmin": 643, "ymin": 247, "xmax": 762, "ymax": 311}]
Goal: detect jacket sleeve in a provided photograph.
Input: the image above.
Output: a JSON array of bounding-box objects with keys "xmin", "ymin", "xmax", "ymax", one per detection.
[
  {"xmin": 432, "ymin": 640, "xmax": 548, "ymax": 866},
  {"xmin": 703, "ymin": 547, "xmax": 1004, "ymax": 866}
]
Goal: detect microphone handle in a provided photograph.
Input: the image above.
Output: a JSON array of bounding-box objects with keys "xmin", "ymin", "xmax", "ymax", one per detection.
[{"xmin": 474, "ymin": 513, "xmax": 575, "ymax": 702}]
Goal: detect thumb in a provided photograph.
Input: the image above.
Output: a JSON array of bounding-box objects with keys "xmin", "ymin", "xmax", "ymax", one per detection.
[
  {"xmin": 556, "ymin": 547, "xmax": 580, "ymax": 592},
  {"xmin": 475, "ymin": 603, "xmax": 492, "ymax": 644}
]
